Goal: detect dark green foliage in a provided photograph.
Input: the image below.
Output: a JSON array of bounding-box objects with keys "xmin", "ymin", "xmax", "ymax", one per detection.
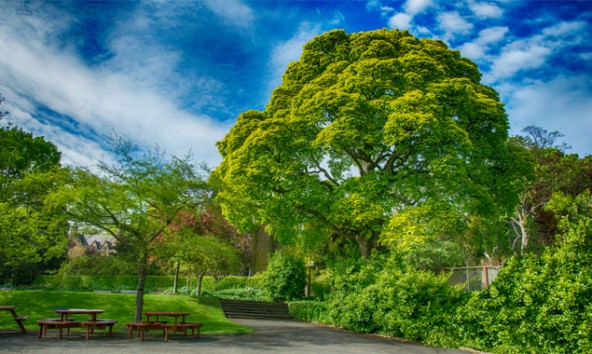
[
  {"xmin": 263, "ymin": 251, "xmax": 306, "ymax": 301},
  {"xmin": 0, "ymin": 124, "xmax": 67, "ymax": 285},
  {"xmin": 58, "ymin": 254, "xmax": 137, "ymax": 276}
]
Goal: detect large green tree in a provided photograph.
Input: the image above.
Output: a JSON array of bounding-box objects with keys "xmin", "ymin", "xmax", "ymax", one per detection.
[
  {"xmin": 52, "ymin": 138, "xmax": 208, "ymax": 321},
  {"xmin": 214, "ymin": 29, "xmax": 525, "ymax": 258}
]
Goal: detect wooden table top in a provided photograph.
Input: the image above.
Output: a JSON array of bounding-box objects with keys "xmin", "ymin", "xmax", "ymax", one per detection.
[{"xmin": 54, "ymin": 308, "xmax": 104, "ymax": 314}]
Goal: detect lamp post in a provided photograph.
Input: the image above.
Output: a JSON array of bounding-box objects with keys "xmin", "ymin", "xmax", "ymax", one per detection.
[{"xmin": 306, "ymin": 260, "xmax": 314, "ymax": 298}]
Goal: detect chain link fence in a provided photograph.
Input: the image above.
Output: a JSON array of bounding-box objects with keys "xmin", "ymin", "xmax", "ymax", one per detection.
[{"xmin": 432, "ymin": 266, "xmax": 502, "ymax": 291}]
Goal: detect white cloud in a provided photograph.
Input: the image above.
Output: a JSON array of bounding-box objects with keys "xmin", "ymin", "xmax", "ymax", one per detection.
[
  {"xmin": 437, "ymin": 12, "xmax": 474, "ymax": 39},
  {"xmin": 329, "ymin": 11, "xmax": 345, "ymax": 26},
  {"xmin": 403, "ymin": 0, "xmax": 433, "ymax": 15},
  {"xmin": 269, "ymin": 22, "xmax": 323, "ymax": 90},
  {"xmin": 203, "ymin": 0, "xmax": 254, "ymax": 28},
  {"xmin": 388, "ymin": 13, "xmax": 413, "ymax": 30},
  {"xmin": 491, "ymin": 45, "xmax": 551, "ymax": 79},
  {"xmin": 506, "ymin": 75, "xmax": 592, "ymax": 157},
  {"xmin": 459, "ymin": 26, "xmax": 509, "ymax": 59},
  {"xmin": 0, "ymin": 7, "xmax": 230, "ymax": 168},
  {"xmin": 469, "ymin": 1, "xmax": 503, "ymax": 19},
  {"xmin": 542, "ymin": 20, "xmax": 587, "ymax": 37}
]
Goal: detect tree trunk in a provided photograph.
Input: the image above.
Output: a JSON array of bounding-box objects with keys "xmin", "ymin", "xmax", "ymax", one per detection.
[
  {"xmin": 196, "ymin": 270, "xmax": 206, "ymax": 296},
  {"xmin": 172, "ymin": 260, "xmax": 181, "ymax": 295},
  {"xmin": 134, "ymin": 258, "xmax": 148, "ymax": 322},
  {"xmin": 355, "ymin": 234, "xmax": 376, "ymax": 259},
  {"xmin": 511, "ymin": 204, "xmax": 529, "ymax": 254}
]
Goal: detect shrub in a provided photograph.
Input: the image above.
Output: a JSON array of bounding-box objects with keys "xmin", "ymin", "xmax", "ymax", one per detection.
[
  {"xmin": 57, "ymin": 254, "xmax": 137, "ymax": 276},
  {"xmin": 289, "ymin": 300, "xmax": 329, "ymax": 322},
  {"xmin": 263, "ymin": 251, "xmax": 306, "ymax": 301},
  {"xmin": 456, "ymin": 192, "xmax": 592, "ymax": 353},
  {"xmin": 324, "ymin": 254, "xmax": 463, "ymax": 346},
  {"xmin": 213, "ymin": 274, "xmax": 264, "ymax": 291}
]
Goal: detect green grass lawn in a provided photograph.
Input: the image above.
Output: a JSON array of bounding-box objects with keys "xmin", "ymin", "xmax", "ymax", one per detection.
[{"xmin": 0, "ymin": 290, "xmax": 252, "ymax": 334}]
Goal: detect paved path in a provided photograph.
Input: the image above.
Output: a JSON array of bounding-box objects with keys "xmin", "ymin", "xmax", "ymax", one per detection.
[{"xmin": 0, "ymin": 319, "xmax": 470, "ymax": 354}]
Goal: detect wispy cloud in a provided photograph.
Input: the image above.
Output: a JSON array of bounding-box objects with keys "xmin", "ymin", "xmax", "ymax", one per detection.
[
  {"xmin": 459, "ymin": 26, "xmax": 509, "ymax": 59},
  {"xmin": 203, "ymin": 0, "xmax": 254, "ymax": 28},
  {"xmin": 468, "ymin": 1, "xmax": 503, "ymax": 19},
  {"xmin": 506, "ymin": 74, "xmax": 592, "ymax": 156},
  {"xmin": 403, "ymin": 0, "xmax": 433, "ymax": 15},
  {"xmin": 437, "ymin": 11, "xmax": 474, "ymax": 40},
  {"xmin": 269, "ymin": 22, "xmax": 323, "ymax": 91},
  {"xmin": 384, "ymin": 0, "xmax": 434, "ymax": 31},
  {"xmin": 0, "ymin": 2, "xmax": 231, "ymax": 167}
]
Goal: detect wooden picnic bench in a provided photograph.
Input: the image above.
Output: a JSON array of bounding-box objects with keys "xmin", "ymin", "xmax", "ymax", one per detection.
[
  {"xmin": 80, "ymin": 319, "xmax": 117, "ymax": 340},
  {"xmin": 0, "ymin": 306, "xmax": 28, "ymax": 333},
  {"xmin": 162, "ymin": 322, "xmax": 202, "ymax": 342},
  {"xmin": 127, "ymin": 311, "xmax": 202, "ymax": 341},
  {"xmin": 37, "ymin": 308, "xmax": 114, "ymax": 340},
  {"xmin": 37, "ymin": 319, "xmax": 80, "ymax": 339},
  {"xmin": 126, "ymin": 321, "xmax": 165, "ymax": 341}
]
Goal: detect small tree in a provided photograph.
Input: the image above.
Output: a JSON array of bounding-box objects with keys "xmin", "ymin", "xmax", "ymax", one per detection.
[
  {"xmin": 264, "ymin": 250, "xmax": 306, "ymax": 301},
  {"xmin": 52, "ymin": 137, "xmax": 208, "ymax": 321}
]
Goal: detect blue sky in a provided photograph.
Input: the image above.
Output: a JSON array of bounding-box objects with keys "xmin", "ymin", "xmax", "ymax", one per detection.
[{"xmin": 0, "ymin": 0, "xmax": 590, "ymax": 168}]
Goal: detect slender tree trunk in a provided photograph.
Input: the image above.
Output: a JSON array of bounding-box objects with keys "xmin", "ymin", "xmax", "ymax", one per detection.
[
  {"xmin": 172, "ymin": 260, "xmax": 181, "ymax": 295},
  {"xmin": 134, "ymin": 256, "xmax": 148, "ymax": 322},
  {"xmin": 196, "ymin": 270, "xmax": 206, "ymax": 296},
  {"xmin": 186, "ymin": 273, "xmax": 192, "ymax": 295},
  {"xmin": 511, "ymin": 204, "xmax": 529, "ymax": 254}
]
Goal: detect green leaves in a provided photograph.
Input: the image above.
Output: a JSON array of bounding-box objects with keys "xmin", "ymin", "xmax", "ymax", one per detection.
[{"xmin": 215, "ymin": 28, "xmax": 518, "ymax": 258}]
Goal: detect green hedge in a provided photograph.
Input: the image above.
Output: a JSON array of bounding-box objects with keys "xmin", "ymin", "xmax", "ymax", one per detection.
[
  {"xmin": 289, "ymin": 300, "xmax": 329, "ymax": 322},
  {"xmin": 33, "ymin": 274, "xmax": 263, "ymax": 293},
  {"xmin": 213, "ymin": 275, "xmax": 264, "ymax": 291}
]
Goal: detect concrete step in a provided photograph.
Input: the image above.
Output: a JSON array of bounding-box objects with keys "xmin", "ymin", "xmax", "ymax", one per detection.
[{"xmin": 219, "ymin": 299, "xmax": 292, "ymax": 319}]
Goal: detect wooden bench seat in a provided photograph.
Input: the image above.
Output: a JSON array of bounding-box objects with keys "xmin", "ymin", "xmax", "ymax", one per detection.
[
  {"xmin": 37, "ymin": 319, "xmax": 81, "ymax": 339},
  {"xmin": 80, "ymin": 319, "xmax": 117, "ymax": 340},
  {"xmin": 0, "ymin": 306, "xmax": 28, "ymax": 333},
  {"xmin": 162, "ymin": 322, "xmax": 203, "ymax": 342},
  {"xmin": 126, "ymin": 321, "xmax": 164, "ymax": 341}
]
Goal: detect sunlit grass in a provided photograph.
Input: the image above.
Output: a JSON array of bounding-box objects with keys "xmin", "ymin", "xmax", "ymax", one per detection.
[{"xmin": 0, "ymin": 290, "xmax": 252, "ymax": 334}]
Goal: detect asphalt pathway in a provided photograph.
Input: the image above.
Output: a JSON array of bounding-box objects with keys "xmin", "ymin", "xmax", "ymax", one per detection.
[{"xmin": 0, "ymin": 319, "xmax": 472, "ymax": 354}]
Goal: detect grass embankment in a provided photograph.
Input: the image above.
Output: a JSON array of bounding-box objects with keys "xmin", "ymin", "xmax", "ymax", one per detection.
[{"xmin": 0, "ymin": 290, "xmax": 252, "ymax": 334}]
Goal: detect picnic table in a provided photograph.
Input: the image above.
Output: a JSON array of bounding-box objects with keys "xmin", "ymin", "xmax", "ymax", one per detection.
[
  {"xmin": 127, "ymin": 311, "xmax": 202, "ymax": 342},
  {"xmin": 0, "ymin": 305, "xmax": 28, "ymax": 333},
  {"xmin": 38, "ymin": 308, "xmax": 117, "ymax": 340},
  {"xmin": 144, "ymin": 311, "xmax": 190, "ymax": 325},
  {"xmin": 54, "ymin": 308, "xmax": 104, "ymax": 322}
]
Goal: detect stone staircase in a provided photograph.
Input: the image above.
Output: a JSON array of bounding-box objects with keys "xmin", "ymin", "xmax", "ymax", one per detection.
[{"xmin": 218, "ymin": 299, "xmax": 292, "ymax": 319}]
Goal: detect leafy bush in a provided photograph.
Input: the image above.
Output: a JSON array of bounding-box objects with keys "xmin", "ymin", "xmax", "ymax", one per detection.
[
  {"xmin": 324, "ymin": 255, "xmax": 463, "ymax": 346},
  {"xmin": 289, "ymin": 300, "xmax": 329, "ymax": 322},
  {"xmin": 263, "ymin": 251, "xmax": 306, "ymax": 301},
  {"xmin": 57, "ymin": 254, "xmax": 136, "ymax": 276},
  {"xmin": 457, "ymin": 191, "xmax": 592, "ymax": 353},
  {"xmin": 213, "ymin": 274, "xmax": 264, "ymax": 291}
]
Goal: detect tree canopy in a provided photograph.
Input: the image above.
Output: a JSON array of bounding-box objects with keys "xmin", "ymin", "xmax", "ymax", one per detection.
[
  {"xmin": 214, "ymin": 29, "xmax": 525, "ymax": 258},
  {"xmin": 0, "ymin": 117, "xmax": 66, "ymax": 285},
  {"xmin": 51, "ymin": 137, "xmax": 208, "ymax": 320}
]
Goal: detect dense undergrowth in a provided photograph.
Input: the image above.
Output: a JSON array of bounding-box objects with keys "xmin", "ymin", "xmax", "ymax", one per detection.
[{"xmin": 291, "ymin": 192, "xmax": 592, "ymax": 353}]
